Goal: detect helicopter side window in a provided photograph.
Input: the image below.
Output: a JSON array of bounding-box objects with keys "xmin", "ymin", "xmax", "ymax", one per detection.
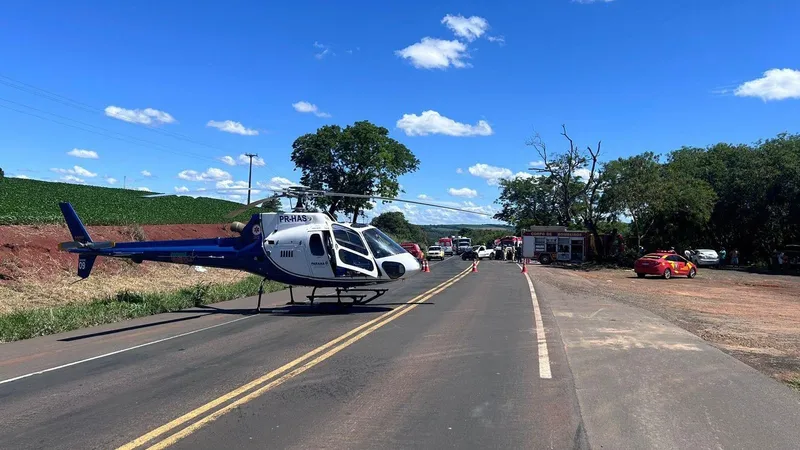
[
  {"xmin": 337, "ymin": 250, "xmax": 375, "ymax": 272},
  {"xmin": 332, "ymin": 224, "xmax": 369, "ymax": 255},
  {"xmin": 309, "ymin": 233, "xmax": 325, "ymax": 256}
]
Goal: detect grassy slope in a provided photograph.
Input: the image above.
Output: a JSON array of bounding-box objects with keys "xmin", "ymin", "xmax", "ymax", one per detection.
[
  {"xmin": 0, "ymin": 178, "xmax": 263, "ymax": 225},
  {"xmin": 0, "ymin": 276, "xmax": 284, "ymax": 342}
]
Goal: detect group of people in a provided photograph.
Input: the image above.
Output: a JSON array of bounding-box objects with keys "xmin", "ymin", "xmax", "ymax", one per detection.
[{"xmin": 492, "ymin": 245, "xmax": 522, "ymax": 262}]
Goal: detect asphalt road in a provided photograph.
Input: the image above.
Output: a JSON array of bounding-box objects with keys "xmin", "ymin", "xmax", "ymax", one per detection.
[{"xmin": 1, "ymin": 256, "xmax": 798, "ymax": 449}]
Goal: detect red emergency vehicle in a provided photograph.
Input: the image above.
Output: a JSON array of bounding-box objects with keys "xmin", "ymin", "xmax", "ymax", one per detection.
[{"xmin": 521, "ymin": 226, "xmax": 590, "ymax": 264}]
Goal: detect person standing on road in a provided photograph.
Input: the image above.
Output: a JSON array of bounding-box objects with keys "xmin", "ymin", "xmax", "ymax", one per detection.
[
  {"xmin": 719, "ymin": 247, "xmax": 727, "ymax": 268},
  {"xmin": 731, "ymin": 249, "xmax": 740, "ymax": 267}
]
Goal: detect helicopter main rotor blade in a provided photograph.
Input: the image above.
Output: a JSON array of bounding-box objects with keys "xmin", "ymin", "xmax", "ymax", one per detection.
[
  {"xmin": 143, "ymin": 187, "xmax": 272, "ymax": 198},
  {"xmin": 314, "ymin": 191, "xmax": 493, "ymax": 217}
]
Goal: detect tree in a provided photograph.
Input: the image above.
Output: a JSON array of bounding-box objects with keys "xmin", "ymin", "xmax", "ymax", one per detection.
[
  {"xmin": 494, "ymin": 176, "xmax": 559, "ymax": 233},
  {"xmin": 291, "ymin": 121, "xmax": 420, "ymax": 223},
  {"xmin": 602, "ymin": 152, "xmax": 716, "ymax": 250},
  {"xmin": 0, "ymin": 167, "xmax": 4, "ymax": 181},
  {"xmin": 370, "ymin": 211, "xmax": 427, "ymax": 246},
  {"xmin": 527, "ymin": 125, "xmax": 601, "ymax": 226},
  {"xmin": 259, "ymin": 197, "xmax": 282, "ymax": 212}
]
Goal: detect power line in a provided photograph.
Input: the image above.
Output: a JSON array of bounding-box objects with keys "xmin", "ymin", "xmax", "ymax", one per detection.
[
  {"xmin": 0, "ymin": 73, "xmax": 240, "ymax": 155},
  {"xmin": 0, "ymin": 97, "xmax": 218, "ymax": 162}
]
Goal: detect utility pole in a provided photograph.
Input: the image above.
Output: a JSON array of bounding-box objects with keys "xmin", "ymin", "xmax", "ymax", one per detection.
[
  {"xmin": 244, "ymin": 153, "xmax": 259, "ymax": 204},
  {"xmin": 123, "ymin": 176, "xmax": 127, "ymax": 190}
]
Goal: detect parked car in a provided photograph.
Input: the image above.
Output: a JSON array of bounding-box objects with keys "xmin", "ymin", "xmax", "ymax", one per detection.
[
  {"xmin": 400, "ymin": 242, "xmax": 425, "ymax": 263},
  {"xmin": 462, "ymin": 245, "xmax": 493, "ymax": 260},
  {"xmin": 426, "ymin": 245, "xmax": 445, "ymax": 260},
  {"xmin": 688, "ymin": 248, "xmax": 719, "ymax": 267},
  {"xmin": 634, "ymin": 252, "xmax": 697, "ymax": 279}
]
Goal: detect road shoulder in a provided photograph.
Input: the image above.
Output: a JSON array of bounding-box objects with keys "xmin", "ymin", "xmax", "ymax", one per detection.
[{"xmin": 529, "ymin": 265, "xmax": 800, "ymax": 450}]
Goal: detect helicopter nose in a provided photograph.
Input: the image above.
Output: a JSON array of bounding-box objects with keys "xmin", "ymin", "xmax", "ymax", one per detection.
[{"xmin": 399, "ymin": 252, "xmax": 421, "ymax": 275}]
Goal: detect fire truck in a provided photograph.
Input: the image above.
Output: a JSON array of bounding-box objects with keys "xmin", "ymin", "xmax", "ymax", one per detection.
[
  {"xmin": 521, "ymin": 226, "xmax": 591, "ymax": 265},
  {"xmin": 437, "ymin": 237, "xmax": 454, "ymax": 256}
]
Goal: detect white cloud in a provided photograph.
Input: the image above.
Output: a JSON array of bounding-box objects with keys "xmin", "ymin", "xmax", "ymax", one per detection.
[
  {"xmin": 396, "ymin": 110, "xmax": 492, "ymax": 137},
  {"xmin": 136, "ymin": 187, "xmax": 151, "ymax": 192},
  {"xmin": 237, "ymin": 154, "xmax": 266, "ymax": 166},
  {"xmin": 175, "ymin": 186, "xmax": 190, "ymax": 193},
  {"xmin": 456, "ymin": 168, "xmax": 464, "ymax": 174},
  {"xmin": 207, "ymin": 120, "xmax": 259, "ymax": 136},
  {"xmin": 215, "ymin": 179, "xmax": 260, "ymax": 196},
  {"xmin": 448, "ymin": 187, "xmax": 478, "ymax": 198},
  {"xmin": 395, "ymin": 38, "xmax": 470, "ymax": 70},
  {"xmin": 417, "ymin": 194, "xmax": 431, "ymax": 200},
  {"xmin": 441, "ymin": 15, "xmax": 489, "ymax": 42},
  {"xmin": 51, "ymin": 165, "xmax": 97, "ymax": 178},
  {"xmin": 734, "ymin": 68, "xmax": 800, "ymax": 101},
  {"xmin": 105, "ymin": 177, "xmax": 117, "ymax": 185},
  {"xmin": 487, "ymin": 35, "xmax": 505, "ymax": 45},
  {"xmin": 513, "ymin": 172, "xmax": 533, "ymax": 180},
  {"xmin": 468, "ymin": 163, "xmax": 512, "ymax": 185},
  {"xmin": 13, "ymin": 174, "xmax": 30, "ymax": 179},
  {"xmin": 62, "ymin": 175, "xmax": 85, "ymax": 183},
  {"xmin": 530, "ymin": 160, "xmax": 545, "ymax": 167},
  {"xmin": 141, "ymin": 170, "xmax": 152, "ymax": 177},
  {"xmin": 292, "ymin": 101, "xmax": 331, "ymax": 118},
  {"xmin": 313, "ymin": 41, "xmax": 334, "ymax": 60},
  {"xmin": 219, "ymin": 156, "xmax": 236, "ymax": 166},
  {"xmin": 177, "ymin": 167, "xmax": 232, "ymax": 182},
  {"xmin": 67, "ymin": 148, "xmax": 98, "ymax": 159},
  {"xmin": 258, "ymin": 176, "xmax": 298, "ymax": 191},
  {"xmin": 104, "ymin": 106, "xmax": 175, "ymax": 125},
  {"xmin": 573, "ymin": 168, "xmax": 593, "ymax": 180}
]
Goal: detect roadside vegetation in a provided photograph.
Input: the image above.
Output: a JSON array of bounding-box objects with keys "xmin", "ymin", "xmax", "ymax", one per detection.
[
  {"xmin": 0, "ymin": 276, "xmax": 284, "ymax": 342},
  {"xmin": 495, "ymin": 129, "xmax": 800, "ymax": 264},
  {"xmin": 0, "ymin": 178, "xmax": 267, "ymax": 225}
]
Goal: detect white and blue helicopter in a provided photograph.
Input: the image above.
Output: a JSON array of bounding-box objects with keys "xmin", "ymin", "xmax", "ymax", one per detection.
[{"xmin": 58, "ymin": 186, "xmax": 489, "ymax": 309}]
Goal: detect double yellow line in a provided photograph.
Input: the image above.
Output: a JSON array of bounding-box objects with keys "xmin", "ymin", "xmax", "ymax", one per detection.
[{"xmin": 118, "ymin": 265, "xmax": 474, "ymax": 450}]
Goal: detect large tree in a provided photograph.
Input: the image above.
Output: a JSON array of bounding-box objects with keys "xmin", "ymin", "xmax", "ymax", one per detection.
[
  {"xmin": 527, "ymin": 125, "xmax": 602, "ymax": 227},
  {"xmin": 370, "ymin": 211, "xmax": 428, "ymax": 245},
  {"xmin": 494, "ymin": 176, "xmax": 560, "ymax": 233},
  {"xmin": 291, "ymin": 121, "xmax": 419, "ymax": 223},
  {"xmin": 601, "ymin": 152, "xmax": 716, "ymax": 249}
]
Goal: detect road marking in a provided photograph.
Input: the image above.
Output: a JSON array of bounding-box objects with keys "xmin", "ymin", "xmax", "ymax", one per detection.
[
  {"xmin": 0, "ymin": 315, "xmax": 255, "ymax": 386},
  {"xmin": 119, "ymin": 266, "xmax": 473, "ymax": 450},
  {"xmin": 517, "ymin": 264, "xmax": 552, "ymax": 379}
]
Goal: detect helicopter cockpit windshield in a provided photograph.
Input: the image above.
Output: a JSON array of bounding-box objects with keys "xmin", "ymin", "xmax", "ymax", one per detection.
[{"xmin": 361, "ymin": 227, "xmax": 406, "ymax": 259}]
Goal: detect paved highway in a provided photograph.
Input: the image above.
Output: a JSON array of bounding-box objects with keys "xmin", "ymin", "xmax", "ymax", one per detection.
[{"xmin": 1, "ymin": 257, "xmax": 799, "ymax": 449}]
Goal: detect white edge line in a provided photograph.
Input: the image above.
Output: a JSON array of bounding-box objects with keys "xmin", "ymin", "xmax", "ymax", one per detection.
[
  {"xmin": 0, "ymin": 315, "xmax": 255, "ymax": 385},
  {"xmin": 517, "ymin": 263, "xmax": 552, "ymax": 379}
]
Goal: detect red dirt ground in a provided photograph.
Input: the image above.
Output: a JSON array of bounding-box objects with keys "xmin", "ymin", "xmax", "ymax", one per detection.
[{"xmin": 0, "ymin": 223, "xmax": 235, "ymax": 282}]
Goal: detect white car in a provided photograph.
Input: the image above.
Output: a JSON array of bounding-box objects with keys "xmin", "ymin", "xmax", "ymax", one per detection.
[
  {"xmin": 463, "ymin": 245, "xmax": 493, "ymax": 260},
  {"xmin": 690, "ymin": 249, "xmax": 719, "ymax": 267},
  {"xmin": 426, "ymin": 246, "xmax": 445, "ymax": 260}
]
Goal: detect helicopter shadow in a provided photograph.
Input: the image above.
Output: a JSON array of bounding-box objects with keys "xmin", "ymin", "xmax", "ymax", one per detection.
[{"xmin": 58, "ymin": 301, "xmax": 430, "ymax": 341}]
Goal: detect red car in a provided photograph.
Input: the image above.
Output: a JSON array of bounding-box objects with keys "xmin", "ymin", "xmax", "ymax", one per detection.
[
  {"xmin": 634, "ymin": 252, "xmax": 697, "ymax": 279},
  {"xmin": 400, "ymin": 242, "xmax": 425, "ymax": 263}
]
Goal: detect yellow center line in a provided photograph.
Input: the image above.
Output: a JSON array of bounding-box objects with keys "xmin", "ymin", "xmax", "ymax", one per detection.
[{"xmin": 118, "ymin": 266, "xmax": 473, "ymax": 450}]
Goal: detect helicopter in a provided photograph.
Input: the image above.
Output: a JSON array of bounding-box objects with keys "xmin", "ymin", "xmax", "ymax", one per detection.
[{"xmin": 57, "ymin": 186, "xmax": 490, "ymax": 309}]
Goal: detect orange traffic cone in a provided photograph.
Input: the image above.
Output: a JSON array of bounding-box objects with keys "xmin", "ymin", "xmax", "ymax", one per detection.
[
  {"xmin": 423, "ymin": 260, "xmax": 430, "ymax": 273},
  {"xmin": 471, "ymin": 260, "xmax": 478, "ymax": 272},
  {"xmin": 521, "ymin": 262, "xmax": 528, "ymax": 274}
]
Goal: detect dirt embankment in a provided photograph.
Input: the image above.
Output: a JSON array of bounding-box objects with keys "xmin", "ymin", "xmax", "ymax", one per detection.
[
  {"xmin": 537, "ymin": 264, "xmax": 800, "ymax": 386},
  {"xmin": 0, "ymin": 223, "xmax": 248, "ymax": 313}
]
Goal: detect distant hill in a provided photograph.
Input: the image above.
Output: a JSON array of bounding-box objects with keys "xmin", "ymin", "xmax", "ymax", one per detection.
[
  {"xmin": 0, "ymin": 178, "xmax": 265, "ymax": 226},
  {"xmin": 418, "ymin": 224, "xmax": 514, "ymax": 244}
]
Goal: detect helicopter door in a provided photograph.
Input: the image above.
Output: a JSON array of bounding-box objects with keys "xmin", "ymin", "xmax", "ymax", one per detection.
[
  {"xmin": 307, "ymin": 232, "xmax": 334, "ymax": 278},
  {"xmin": 330, "ymin": 224, "xmax": 379, "ymax": 278}
]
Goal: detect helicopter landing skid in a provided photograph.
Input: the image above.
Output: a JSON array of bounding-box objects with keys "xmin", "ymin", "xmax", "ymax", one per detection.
[{"xmin": 306, "ymin": 287, "xmax": 388, "ymax": 306}]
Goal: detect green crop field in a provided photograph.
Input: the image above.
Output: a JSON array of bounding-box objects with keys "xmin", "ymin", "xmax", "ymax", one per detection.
[{"xmin": 0, "ymin": 178, "xmax": 266, "ymax": 225}]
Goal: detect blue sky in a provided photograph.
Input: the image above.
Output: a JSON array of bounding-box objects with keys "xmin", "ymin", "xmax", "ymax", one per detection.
[{"xmin": 2, "ymin": 0, "xmax": 799, "ymax": 224}]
